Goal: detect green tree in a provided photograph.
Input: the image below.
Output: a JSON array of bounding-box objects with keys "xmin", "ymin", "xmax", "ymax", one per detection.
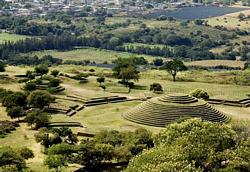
[
  {"xmin": 113, "ymin": 58, "xmax": 140, "ymax": 84},
  {"xmin": 24, "ymin": 82, "xmax": 37, "ymax": 91},
  {"xmin": 25, "ymin": 109, "xmax": 51, "ymax": 129},
  {"xmin": 0, "ymin": 147, "xmax": 26, "ymax": 171},
  {"xmin": 2, "ymin": 92, "xmax": 27, "ymax": 108},
  {"xmin": 7, "ymin": 106, "xmax": 26, "ymax": 120},
  {"xmin": 44, "ymin": 155, "xmax": 64, "ymax": 172},
  {"xmin": 35, "ymin": 64, "xmax": 49, "ymax": 76},
  {"xmin": 49, "ymin": 78, "xmax": 61, "ymax": 87},
  {"xmin": 162, "ymin": 59, "xmax": 187, "ymax": 81},
  {"xmin": 28, "ymin": 91, "xmax": 53, "ymax": 109},
  {"xmin": 126, "ymin": 118, "xmax": 250, "ymax": 172},
  {"xmin": 26, "ymin": 70, "xmax": 35, "ymax": 79}
]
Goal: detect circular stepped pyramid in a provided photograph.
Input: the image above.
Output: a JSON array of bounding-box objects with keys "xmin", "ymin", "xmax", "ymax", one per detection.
[{"xmin": 123, "ymin": 93, "xmax": 230, "ymax": 127}]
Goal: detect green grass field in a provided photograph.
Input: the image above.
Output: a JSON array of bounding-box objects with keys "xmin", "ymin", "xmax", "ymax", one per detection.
[
  {"xmin": 0, "ymin": 33, "xmax": 28, "ymax": 44},
  {"xmin": 28, "ymin": 47, "xmax": 160, "ymax": 63}
]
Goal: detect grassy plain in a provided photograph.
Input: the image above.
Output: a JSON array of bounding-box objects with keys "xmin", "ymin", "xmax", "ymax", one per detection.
[
  {"xmin": 0, "ymin": 33, "xmax": 28, "ymax": 44},
  {"xmin": 28, "ymin": 47, "xmax": 160, "ymax": 63}
]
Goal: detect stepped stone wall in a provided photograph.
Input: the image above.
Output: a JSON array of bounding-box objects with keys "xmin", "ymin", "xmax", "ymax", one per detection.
[{"xmin": 123, "ymin": 93, "xmax": 230, "ymax": 127}]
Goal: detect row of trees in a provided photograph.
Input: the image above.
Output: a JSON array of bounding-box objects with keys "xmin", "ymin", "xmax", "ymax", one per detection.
[
  {"xmin": 0, "ymin": 88, "xmax": 54, "ymax": 128},
  {"xmin": 35, "ymin": 128, "xmax": 154, "ymax": 171},
  {"xmin": 0, "ymin": 28, "xmax": 229, "ymax": 65}
]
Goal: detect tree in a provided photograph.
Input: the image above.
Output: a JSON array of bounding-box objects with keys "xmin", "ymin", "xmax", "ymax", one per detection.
[
  {"xmin": 44, "ymin": 155, "xmax": 64, "ymax": 172},
  {"xmin": 113, "ymin": 58, "xmax": 139, "ymax": 90},
  {"xmin": 49, "ymin": 79, "xmax": 61, "ymax": 87},
  {"xmin": 28, "ymin": 91, "xmax": 53, "ymax": 109},
  {"xmin": 150, "ymin": 83, "xmax": 163, "ymax": 93},
  {"xmin": 24, "ymin": 82, "xmax": 37, "ymax": 91},
  {"xmin": 26, "ymin": 70, "xmax": 35, "ymax": 79},
  {"xmin": 0, "ymin": 61, "xmax": 6, "ymax": 72},
  {"xmin": 125, "ymin": 118, "xmax": 250, "ymax": 172},
  {"xmin": 96, "ymin": 77, "xmax": 105, "ymax": 86},
  {"xmin": 162, "ymin": 59, "xmax": 187, "ymax": 81},
  {"xmin": 25, "ymin": 109, "xmax": 50, "ymax": 129},
  {"xmin": 0, "ymin": 147, "xmax": 26, "ymax": 171},
  {"xmin": 51, "ymin": 70, "xmax": 59, "ymax": 77},
  {"xmin": 2, "ymin": 92, "xmax": 27, "ymax": 108},
  {"xmin": 35, "ymin": 64, "xmax": 49, "ymax": 76},
  {"xmin": 7, "ymin": 106, "xmax": 26, "ymax": 120}
]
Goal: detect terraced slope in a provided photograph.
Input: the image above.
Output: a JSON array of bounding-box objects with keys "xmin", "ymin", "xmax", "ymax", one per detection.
[{"xmin": 123, "ymin": 93, "xmax": 230, "ymax": 127}]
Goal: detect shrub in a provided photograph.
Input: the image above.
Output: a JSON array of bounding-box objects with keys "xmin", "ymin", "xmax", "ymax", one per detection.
[
  {"xmin": 24, "ymin": 82, "xmax": 37, "ymax": 91},
  {"xmin": 49, "ymin": 79, "xmax": 61, "ymax": 87},
  {"xmin": 153, "ymin": 58, "xmax": 163, "ymax": 66},
  {"xmin": 96, "ymin": 77, "xmax": 105, "ymax": 85},
  {"xmin": 18, "ymin": 147, "xmax": 34, "ymax": 160},
  {"xmin": 150, "ymin": 83, "xmax": 163, "ymax": 93},
  {"xmin": 190, "ymin": 89, "xmax": 209, "ymax": 100},
  {"xmin": 50, "ymin": 70, "xmax": 60, "ymax": 77}
]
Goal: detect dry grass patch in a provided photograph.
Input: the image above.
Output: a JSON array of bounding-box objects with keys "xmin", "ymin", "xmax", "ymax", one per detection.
[{"xmin": 184, "ymin": 60, "xmax": 247, "ymax": 69}]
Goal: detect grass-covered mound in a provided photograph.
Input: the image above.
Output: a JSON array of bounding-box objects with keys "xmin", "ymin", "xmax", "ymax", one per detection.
[{"xmin": 123, "ymin": 93, "xmax": 229, "ymax": 127}]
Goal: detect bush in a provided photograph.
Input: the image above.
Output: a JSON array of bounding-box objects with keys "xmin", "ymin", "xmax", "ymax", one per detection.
[
  {"xmin": 150, "ymin": 83, "xmax": 163, "ymax": 93},
  {"xmin": 18, "ymin": 147, "xmax": 34, "ymax": 160},
  {"xmin": 96, "ymin": 77, "xmax": 105, "ymax": 85},
  {"xmin": 24, "ymin": 82, "xmax": 37, "ymax": 91},
  {"xmin": 49, "ymin": 79, "xmax": 61, "ymax": 87},
  {"xmin": 51, "ymin": 70, "xmax": 60, "ymax": 77},
  {"xmin": 190, "ymin": 89, "xmax": 209, "ymax": 100},
  {"xmin": 153, "ymin": 58, "xmax": 163, "ymax": 66}
]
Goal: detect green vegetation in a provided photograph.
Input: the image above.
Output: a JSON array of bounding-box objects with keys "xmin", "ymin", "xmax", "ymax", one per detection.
[
  {"xmin": 0, "ymin": 33, "xmax": 28, "ymax": 44},
  {"xmin": 29, "ymin": 48, "xmax": 159, "ymax": 63},
  {"xmin": 126, "ymin": 118, "xmax": 250, "ymax": 172},
  {"xmin": 0, "ymin": 8, "xmax": 250, "ymax": 171}
]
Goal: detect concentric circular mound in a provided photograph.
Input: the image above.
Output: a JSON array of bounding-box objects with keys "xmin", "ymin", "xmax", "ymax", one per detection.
[{"xmin": 123, "ymin": 93, "xmax": 230, "ymax": 127}]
